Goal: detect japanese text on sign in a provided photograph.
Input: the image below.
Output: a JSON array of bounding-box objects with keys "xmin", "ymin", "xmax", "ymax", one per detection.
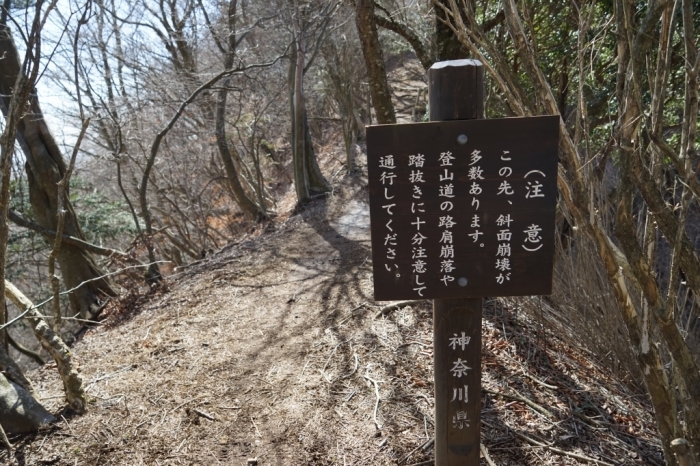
[{"xmin": 367, "ymin": 116, "xmax": 559, "ymax": 300}]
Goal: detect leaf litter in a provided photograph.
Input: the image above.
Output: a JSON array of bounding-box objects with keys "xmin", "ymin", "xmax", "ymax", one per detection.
[{"xmin": 2, "ymin": 61, "xmax": 664, "ymax": 466}]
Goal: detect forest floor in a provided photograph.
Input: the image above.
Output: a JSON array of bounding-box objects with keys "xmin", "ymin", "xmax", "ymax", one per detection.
[{"xmin": 3, "ymin": 58, "xmax": 665, "ymax": 465}]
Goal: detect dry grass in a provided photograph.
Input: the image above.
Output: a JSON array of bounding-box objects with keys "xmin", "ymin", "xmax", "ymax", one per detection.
[
  {"xmin": 2, "ymin": 149, "xmax": 663, "ymax": 465},
  {"xmin": 504, "ymin": 228, "xmax": 643, "ymax": 386},
  {"xmin": 1, "ymin": 56, "xmax": 666, "ymax": 466}
]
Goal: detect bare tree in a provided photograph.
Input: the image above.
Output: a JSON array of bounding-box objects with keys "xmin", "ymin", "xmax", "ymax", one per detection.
[
  {"xmin": 0, "ymin": 0, "xmax": 88, "ymax": 438},
  {"xmin": 210, "ymin": 0, "xmax": 268, "ymax": 220},
  {"xmin": 288, "ymin": 0, "xmax": 333, "ymax": 204},
  {"xmin": 321, "ymin": 17, "xmax": 366, "ymax": 169},
  {"xmin": 0, "ymin": 1, "xmax": 116, "ymax": 318},
  {"xmin": 354, "ymin": 0, "xmax": 395, "ymax": 124},
  {"xmin": 438, "ymin": 0, "xmax": 700, "ymax": 460}
]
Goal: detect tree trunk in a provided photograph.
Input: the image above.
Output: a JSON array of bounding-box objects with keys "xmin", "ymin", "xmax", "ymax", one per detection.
[
  {"xmin": 5, "ymin": 280, "xmax": 88, "ymax": 413},
  {"xmin": 215, "ymin": 0, "xmax": 264, "ymax": 220},
  {"xmin": 434, "ymin": 0, "xmax": 467, "ymax": 61},
  {"xmin": 302, "ymin": 109, "xmax": 330, "ymax": 194},
  {"xmin": 0, "ymin": 26, "xmax": 116, "ymax": 318},
  {"xmin": 291, "ymin": 35, "xmax": 310, "ymax": 204},
  {"xmin": 0, "ymin": 370, "xmax": 55, "ymax": 434},
  {"xmin": 355, "ymin": 0, "xmax": 396, "ymax": 124},
  {"xmin": 498, "ymin": 1, "xmax": 684, "ymax": 462},
  {"xmin": 216, "ymin": 76, "xmax": 265, "ymax": 219},
  {"xmin": 288, "ymin": 36, "xmax": 330, "ymax": 205}
]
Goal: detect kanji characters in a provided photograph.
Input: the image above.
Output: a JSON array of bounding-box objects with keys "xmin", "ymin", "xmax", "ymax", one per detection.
[
  {"xmin": 523, "ymin": 224, "xmax": 544, "ymax": 252},
  {"xmin": 450, "ymin": 358, "xmax": 472, "ymax": 378},
  {"xmin": 497, "ymin": 180, "xmax": 514, "ymax": 195},
  {"xmin": 468, "ymin": 166, "xmax": 484, "ymax": 180},
  {"xmin": 469, "ymin": 150, "xmax": 482, "ymax": 166},
  {"xmin": 451, "ymin": 385, "xmax": 469, "ymax": 403},
  {"xmin": 496, "ymin": 243, "xmax": 511, "ymax": 257},
  {"xmin": 379, "ymin": 155, "xmax": 396, "ymax": 168},
  {"xmin": 408, "ymin": 154, "xmax": 425, "ymax": 167},
  {"xmin": 453, "ymin": 411, "xmax": 469, "ymax": 429},
  {"xmin": 438, "ymin": 216, "xmax": 457, "ymax": 228},
  {"xmin": 524, "ymin": 224, "xmax": 542, "ymax": 243},
  {"xmin": 379, "ymin": 155, "xmax": 397, "ymax": 275},
  {"xmin": 439, "ymin": 151, "xmax": 454, "ymax": 166},
  {"xmin": 439, "ymin": 184, "xmax": 455, "ymax": 198},
  {"xmin": 449, "ymin": 332, "xmax": 471, "ymax": 350},
  {"xmin": 526, "ymin": 180, "xmax": 545, "ymax": 198},
  {"xmin": 409, "ymin": 170, "xmax": 425, "ymax": 183}
]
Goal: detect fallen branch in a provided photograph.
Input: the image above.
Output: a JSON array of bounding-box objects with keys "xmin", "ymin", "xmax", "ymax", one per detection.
[
  {"xmin": 572, "ymin": 409, "xmax": 608, "ymax": 428},
  {"xmin": 8, "ymin": 209, "xmax": 136, "ymax": 263},
  {"xmin": 480, "ymin": 443, "xmax": 497, "ymax": 466},
  {"xmin": 86, "ymin": 364, "xmax": 135, "ymax": 388},
  {"xmin": 250, "ymin": 416, "xmax": 261, "ymax": 437},
  {"xmin": 483, "ymin": 387, "xmax": 556, "ymax": 420},
  {"xmin": 363, "ymin": 374, "xmax": 382, "ymax": 429},
  {"xmin": 0, "ymin": 261, "xmax": 170, "ymax": 331},
  {"xmin": 4, "ymin": 280, "xmax": 87, "ymax": 413},
  {"xmin": 375, "ymin": 300, "xmax": 422, "ymax": 319},
  {"xmin": 405, "ymin": 460, "xmax": 433, "ymax": 466},
  {"xmin": 511, "ymin": 429, "xmax": 614, "ymax": 465},
  {"xmin": 502, "ymin": 352, "xmax": 558, "ymax": 390},
  {"xmin": 522, "ymin": 371, "xmax": 558, "ymax": 390},
  {"xmin": 400, "ymin": 437, "xmax": 434, "ymax": 464},
  {"xmin": 338, "ymin": 302, "xmax": 367, "ymax": 324},
  {"xmin": 339, "ymin": 352, "xmax": 359, "ymax": 379},
  {"xmin": 31, "ymin": 314, "xmax": 103, "ymax": 325},
  {"xmin": 192, "ymin": 408, "xmax": 215, "ymax": 421},
  {"xmin": 0, "ymin": 422, "xmax": 11, "ymax": 453},
  {"xmin": 164, "ymin": 395, "xmax": 204, "ymax": 421},
  {"xmin": 7, "ymin": 332, "xmax": 45, "ymax": 365}
]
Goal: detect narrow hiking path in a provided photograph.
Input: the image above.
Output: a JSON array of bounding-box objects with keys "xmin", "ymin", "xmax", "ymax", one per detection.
[
  {"xmin": 6, "ymin": 59, "xmax": 666, "ymax": 465},
  {"xmin": 8, "ymin": 162, "xmax": 665, "ymax": 465}
]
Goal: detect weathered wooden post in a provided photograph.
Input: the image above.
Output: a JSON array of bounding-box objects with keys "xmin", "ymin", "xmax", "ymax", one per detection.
[
  {"xmin": 429, "ymin": 59, "xmax": 483, "ymax": 465},
  {"xmin": 672, "ymin": 438, "xmax": 700, "ymax": 466},
  {"xmin": 366, "ymin": 59, "xmax": 558, "ymax": 466}
]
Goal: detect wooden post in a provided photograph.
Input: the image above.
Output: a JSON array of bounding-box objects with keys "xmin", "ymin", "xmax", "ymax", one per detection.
[
  {"xmin": 671, "ymin": 439, "xmax": 699, "ymax": 466},
  {"xmin": 429, "ymin": 59, "xmax": 484, "ymax": 466}
]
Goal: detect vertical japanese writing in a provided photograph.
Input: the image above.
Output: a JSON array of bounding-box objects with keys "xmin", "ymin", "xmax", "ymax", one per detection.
[
  {"xmin": 495, "ymin": 150, "xmax": 514, "ymax": 284},
  {"xmin": 439, "ymin": 152, "xmax": 456, "ymax": 286},
  {"xmin": 495, "ymin": 214, "xmax": 513, "ymax": 284},
  {"xmin": 409, "ymin": 154, "xmax": 427, "ymax": 296},
  {"xmin": 468, "ymin": 150, "xmax": 485, "ymax": 253},
  {"xmin": 438, "ymin": 214, "xmax": 457, "ymax": 286},
  {"xmin": 523, "ymin": 224, "xmax": 543, "ymax": 251},
  {"xmin": 523, "ymin": 169, "xmax": 545, "ymax": 253},
  {"xmin": 496, "ymin": 151, "xmax": 514, "ymax": 205},
  {"xmin": 367, "ymin": 116, "xmax": 559, "ymax": 300},
  {"xmin": 380, "ymin": 155, "xmax": 398, "ymax": 280},
  {"xmin": 449, "ymin": 331, "xmax": 472, "ymax": 429},
  {"xmin": 468, "ymin": 150, "xmax": 483, "ymax": 212},
  {"xmin": 524, "ymin": 170, "xmax": 546, "ymax": 200}
]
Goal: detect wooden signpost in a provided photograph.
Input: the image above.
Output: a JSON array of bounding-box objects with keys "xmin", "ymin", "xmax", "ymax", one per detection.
[{"xmin": 367, "ymin": 59, "xmax": 559, "ymax": 465}]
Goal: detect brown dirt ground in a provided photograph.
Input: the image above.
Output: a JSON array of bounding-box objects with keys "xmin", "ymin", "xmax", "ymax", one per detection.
[{"xmin": 2, "ymin": 58, "xmax": 665, "ymax": 466}]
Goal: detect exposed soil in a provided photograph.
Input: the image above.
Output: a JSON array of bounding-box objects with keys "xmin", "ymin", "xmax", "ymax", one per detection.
[{"xmin": 2, "ymin": 58, "xmax": 664, "ymax": 466}]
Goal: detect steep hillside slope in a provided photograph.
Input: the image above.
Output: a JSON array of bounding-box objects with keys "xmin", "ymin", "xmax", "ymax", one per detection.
[{"xmin": 3, "ymin": 156, "xmax": 664, "ymax": 465}]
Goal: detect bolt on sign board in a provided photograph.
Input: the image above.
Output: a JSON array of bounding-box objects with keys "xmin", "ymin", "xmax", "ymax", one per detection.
[{"xmin": 367, "ymin": 115, "xmax": 559, "ymax": 301}]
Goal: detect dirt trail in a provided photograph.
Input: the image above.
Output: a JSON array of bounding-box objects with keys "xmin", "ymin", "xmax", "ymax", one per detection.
[{"xmin": 5, "ymin": 61, "xmax": 665, "ymax": 466}]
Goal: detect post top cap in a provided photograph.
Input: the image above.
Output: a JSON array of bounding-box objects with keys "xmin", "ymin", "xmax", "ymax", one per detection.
[{"xmin": 429, "ymin": 59, "xmax": 483, "ymax": 70}]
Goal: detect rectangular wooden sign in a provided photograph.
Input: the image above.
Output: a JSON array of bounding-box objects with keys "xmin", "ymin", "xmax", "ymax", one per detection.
[{"xmin": 367, "ymin": 115, "xmax": 559, "ymax": 300}]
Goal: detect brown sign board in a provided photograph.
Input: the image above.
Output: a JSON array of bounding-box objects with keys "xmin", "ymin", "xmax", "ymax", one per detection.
[{"xmin": 368, "ymin": 115, "xmax": 559, "ymax": 301}]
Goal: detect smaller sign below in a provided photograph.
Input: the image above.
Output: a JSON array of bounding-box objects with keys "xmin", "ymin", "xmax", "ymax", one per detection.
[{"xmin": 367, "ymin": 115, "xmax": 559, "ymax": 301}]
